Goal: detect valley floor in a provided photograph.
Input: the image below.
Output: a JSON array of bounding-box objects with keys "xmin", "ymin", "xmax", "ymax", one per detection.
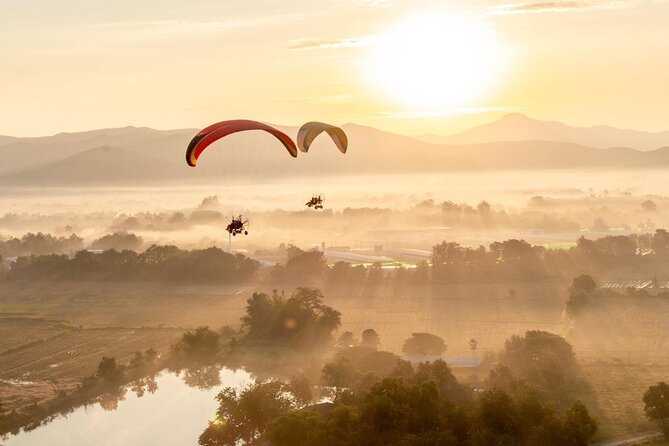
[{"xmin": 1, "ymin": 280, "xmax": 669, "ymax": 441}]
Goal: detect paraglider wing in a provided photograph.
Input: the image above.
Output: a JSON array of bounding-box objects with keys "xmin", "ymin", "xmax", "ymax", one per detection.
[
  {"xmin": 297, "ymin": 122, "xmax": 347, "ymax": 154},
  {"xmin": 186, "ymin": 119, "xmax": 298, "ymax": 167}
]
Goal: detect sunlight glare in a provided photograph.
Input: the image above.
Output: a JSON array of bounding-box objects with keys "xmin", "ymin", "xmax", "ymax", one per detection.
[{"xmin": 369, "ymin": 12, "xmax": 508, "ymax": 110}]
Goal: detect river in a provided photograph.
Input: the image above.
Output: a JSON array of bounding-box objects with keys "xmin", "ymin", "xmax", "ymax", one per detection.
[{"xmin": 3, "ymin": 368, "xmax": 252, "ymax": 446}]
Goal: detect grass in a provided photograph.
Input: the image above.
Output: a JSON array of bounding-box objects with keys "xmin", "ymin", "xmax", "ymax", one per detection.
[{"xmin": 583, "ymin": 362, "xmax": 669, "ymax": 439}]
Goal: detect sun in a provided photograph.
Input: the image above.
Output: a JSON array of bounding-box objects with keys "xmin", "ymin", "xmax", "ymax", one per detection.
[{"xmin": 368, "ymin": 12, "xmax": 508, "ymax": 110}]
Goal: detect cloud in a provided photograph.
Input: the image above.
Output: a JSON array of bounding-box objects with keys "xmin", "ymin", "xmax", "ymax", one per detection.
[
  {"xmin": 88, "ymin": 13, "xmax": 304, "ymax": 39},
  {"xmin": 489, "ymin": 0, "xmax": 631, "ymax": 14},
  {"xmin": 288, "ymin": 36, "xmax": 377, "ymax": 50}
]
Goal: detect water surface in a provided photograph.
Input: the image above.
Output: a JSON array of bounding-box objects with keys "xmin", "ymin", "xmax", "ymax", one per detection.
[{"xmin": 4, "ymin": 368, "xmax": 252, "ymax": 446}]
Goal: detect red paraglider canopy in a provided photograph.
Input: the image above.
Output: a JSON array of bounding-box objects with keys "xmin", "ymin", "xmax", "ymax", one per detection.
[{"xmin": 186, "ymin": 119, "xmax": 298, "ymax": 167}]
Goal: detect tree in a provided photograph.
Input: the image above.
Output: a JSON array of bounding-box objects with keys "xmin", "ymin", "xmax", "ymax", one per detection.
[
  {"xmin": 284, "ymin": 248, "xmax": 327, "ymax": 282},
  {"xmin": 0, "ymin": 232, "xmax": 84, "ymax": 257},
  {"xmin": 91, "ymin": 231, "xmax": 143, "ymax": 251},
  {"xmin": 199, "ymin": 195, "xmax": 222, "ymax": 210},
  {"xmin": 129, "ymin": 351, "xmax": 146, "ymax": 370},
  {"xmin": 355, "ymin": 350, "xmax": 401, "ymax": 377},
  {"xmin": 566, "ymin": 274, "xmax": 597, "ymax": 317},
  {"xmin": 287, "ymin": 375, "xmax": 313, "ymax": 407},
  {"xmin": 241, "ymin": 288, "xmax": 341, "ymax": 348},
  {"xmin": 7, "ymin": 244, "xmax": 259, "ymax": 282},
  {"xmin": 217, "ymin": 355, "xmax": 599, "ymax": 446},
  {"xmin": 486, "ymin": 364, "xmax": 518, "ymax": 394},
  {"xmin": 477, "ymin": 200, "xmax": 491, "ymax": 215},
  {"xmin": 411, "ymin": 360, "xmax": 463, "ymax": 400},
  {"xmin": 96, "ymin": 356, "xmax": 124, "ymax": 384},
  {"xmin": 473, "ymin": 389, "xmax": 520, "ymax": 443},
  {"xmin": 199, "ymin": 381, "xmax": 298, "ymax": 446},
  {"xmin": 268, "ymin": 411, "xmax": 329, "ymax": 446},
  {"xmin": 415, "ymin": 199, "xmax": 434, "ymax": 209},
  {"xmin": 652, "ymin": 229, "xmax": 669, "ymax": 259},
  {"xmin": 641, "ymin": 199, "xmax": 657, "ymax": 212},
  {"xmin": 571, "ymin": 274, "xmax": 596, "ymax": 294},
  {"xmin": 145, "ymin": 348, "xmax": 158, "ymax": 363},
  {"xmin": 566, "ymin": 291, "xmax": 589, "ymax": 318},
  {"xmin": 402, "ymin": 333, "xmax": 447, "ymax": 356},
  {"xmin": 177, "ymin": 326, "xmax": 220, "ymax": 357},
  {"xmin": 357, "ymin": 378, "xmax": 456, "ymax": 444},
  {"xmin": 563, "ymin": 401, "xmax": 598, "ymax": 445},
  {"xmin": 361, "ymin": 328, "xmax": 380, "ymax": 349},
  {"xmin": 643, "ymin": 382, "xmax": 669, "ymax": 438},
  {"xmin": 499, "ymin": 331, "xmax": 585, "ymax": 406},
  {"xmin": 321, "ymin": 357, "xmax": 361, "ymax": 388},
  {"xmin": 469, "ymin": 338, "xmax": 478, "ymax": 352},
  {"xmin": 328, "ymin": 261, "xmax": 352, "ymax": 286},
  {"xmin": 489, "ymin": 239, "xmax": 546, "ymax": 280}
]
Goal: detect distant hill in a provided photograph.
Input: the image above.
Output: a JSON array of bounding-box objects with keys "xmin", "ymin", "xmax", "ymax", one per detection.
[
  {"xmin": 0, "ymin": 126, "xmax": 195, "ymax": 175},
  {"xmin": 0, "ymin": 123, "xmax": 479, "ymax": 185},
  {"xmin": 1, "ymin": 121, "xmax": 669, "ymax": 187},
  {"xmin": 0, "ymin": 136, "xmax": 18, "ymax": 146},
  {"xmin": 0, "ymin": 146, "xmax": 187, "ymax": 186},
  {"xmin": 445, "ymin": 140, "xmax": 669, "ymax": 169},
  {"xmin": 418, "ymin": 113, "xmax": 669, "ymax": 151}
]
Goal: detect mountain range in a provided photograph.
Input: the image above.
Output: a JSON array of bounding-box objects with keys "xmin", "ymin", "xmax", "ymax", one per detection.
[
  {"xmin": 418, "ymin": 113, "xmax": 669, "ymax": 150},
  {"xmin": 1, "ymin": 115, "xmax": 668, "ymax": 186}
]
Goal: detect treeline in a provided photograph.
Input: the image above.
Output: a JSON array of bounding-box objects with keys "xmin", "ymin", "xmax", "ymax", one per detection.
[
  {"xmin": 105, "ymin": 199, "xmax": 581, "ymax": 234},
  {"xmin": 5, "ymin": 230, "xmax": 669, "ymax": 285},
  {"xmin": 427, "ymin": 198, "xmax": 581, "ymax": 232},
  {"xmin": 429, "ymin": 229, "xmax": 669, "ymax": 282},
  {"xmin": 270, "ymin": 230, "xmax": 669, "ymax": 286},
  {"xmin": 0, "ymin": 231, "xmax": 143, "ymax": 257},
  {"xmin": 0, "ymin": 233, "xmax": 84, "ymax": 257},
  {"xmin": 260, "ymin": 199, "xmax": 592, "ymax": 233},
  {"xmin": 4, "ymin": 245, "xmax": 259, "ymax": 282}
]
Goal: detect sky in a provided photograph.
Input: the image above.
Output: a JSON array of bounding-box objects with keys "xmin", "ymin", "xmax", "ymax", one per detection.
[{"xmin": 1, "ymin": 0, "xmax": 668, "ymax": 136}]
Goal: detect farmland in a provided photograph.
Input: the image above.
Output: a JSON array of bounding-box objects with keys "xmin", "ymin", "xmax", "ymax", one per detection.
[{"xmin": 0, "ymin": 281, "xmax": 256, "ymax": 416}]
